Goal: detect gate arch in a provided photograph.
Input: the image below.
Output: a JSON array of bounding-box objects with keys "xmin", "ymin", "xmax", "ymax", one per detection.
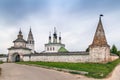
[{"xmin": 12, "ymin": 53, "xmax": 20, "ymax": 62}]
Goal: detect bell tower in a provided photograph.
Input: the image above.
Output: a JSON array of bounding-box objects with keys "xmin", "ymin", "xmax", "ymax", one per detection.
[{"xmin": 26, "ymin": 28, "xmax": 35, "ymax": 53}]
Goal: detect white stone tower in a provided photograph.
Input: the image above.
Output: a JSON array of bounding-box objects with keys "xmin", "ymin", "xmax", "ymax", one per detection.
[
  {"xmin": 26, "ymin": 28, "xmax": 35, "ymax": 53},
  {"xmin": 89, "ymin": 15, "xmax": 111, "ymax": 62}
]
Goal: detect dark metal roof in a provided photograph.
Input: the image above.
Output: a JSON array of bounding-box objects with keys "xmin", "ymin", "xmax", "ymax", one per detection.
[
  {"xmin": 27, "ymin": 28, "xmax": 34, "ymax": 41},
  {"xmin": 13, "ymin": 38, "xmax": 27, "ymax": 43},
  {"xmin": 8, "ymin": 47, "xmax": 31, "ymax": 50},
  {"xmin": 23, "ymin": 52, "xmax": 89, "ymax": 56}
]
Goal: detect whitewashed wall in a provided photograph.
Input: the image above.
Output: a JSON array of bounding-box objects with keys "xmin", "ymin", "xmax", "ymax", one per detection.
[
  {"xmin": 22, "ymin": 52, "xmax": 117, "ymax": 63},
  {"xmin": 23, "ymin": 55, "xmax": 90, "ymax": 62},
  {"xmin": 0, "ymin": 57, "xmax": 7, "ymax": 62},
  {"xmin": 111, "ymin": 55, "xmax": 119, "ymax": 61}
]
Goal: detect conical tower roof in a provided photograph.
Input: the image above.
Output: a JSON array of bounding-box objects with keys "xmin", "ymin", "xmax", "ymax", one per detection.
[
  {"xmin": 13, "ymin": 29, "xmax": 27, "ymax": 43},
  {"xmin": 90, "ymin": 15, "xmax": 109, "ymax": 47},
  {"xmin": 18, "ymin": 29, "xmax": 23, "ymax": 39},
  {"xmin": 27, "ymin": 28, "xmax": 34, "ymax": 41}
]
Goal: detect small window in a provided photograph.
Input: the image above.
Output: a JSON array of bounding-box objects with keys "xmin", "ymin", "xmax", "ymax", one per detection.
[{"xmin": 53, "ymin": 47, "xmax": 54, "ymax": 51}]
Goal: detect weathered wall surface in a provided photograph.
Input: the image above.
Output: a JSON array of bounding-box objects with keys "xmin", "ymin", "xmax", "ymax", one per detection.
[
  {"xmin": 22, "ymin": 50, "xmax": 113, "ymax": 63},
  {"xmin": 8, "ymin": 49, "xmax": 31, "ymax": 62},
  {"xmin": 0, "ymin": 53, "xmax": 118, "ymax": 63},
  {"xmin": 23, "ymin": 54, "xmax": 90, "ymax": 62},
  {"xmin": 8, "ymin": 49, "xmax": 31, "ymax": 55},
  {"xmin": 111, "ymin": 55, "xmax": 119, "ymax": 61},
  {"xmin": 89, "ymin": 46, "xmax": 111, "ymax": 62},
  {"xmin": 23, "ymin": 52, "xmax": 109, "ymax": 63}
]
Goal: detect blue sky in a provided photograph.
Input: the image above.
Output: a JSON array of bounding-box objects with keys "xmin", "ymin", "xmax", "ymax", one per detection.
[{"xmin": 0, "ymin": 0, "xmax": 120, "ymax": 53}]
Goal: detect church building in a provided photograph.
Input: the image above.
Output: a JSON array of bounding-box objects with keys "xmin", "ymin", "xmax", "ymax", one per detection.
[
  {"xmin": 26, "ymin": 28, "xmax": 35, "ymax": 53},
  {"xmin": 8, "ymin": 28, "xmax": 35, "ymax": 62},
  {"xmin": 44, "ymin": 27, "xmax": 68, "ymax": 53}
]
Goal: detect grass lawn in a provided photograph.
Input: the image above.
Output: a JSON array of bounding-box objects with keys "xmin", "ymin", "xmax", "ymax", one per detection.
[
  {"xmin": 18, "ymin": 59, "xmax": 120, "ymax": 79},
  {"xmin": 0, "ymin": 61, "xmax": 3, "ymax": 64},
  {"xmin": 0, "ymin": 61, "xmax": 3, "ymax": 75}
]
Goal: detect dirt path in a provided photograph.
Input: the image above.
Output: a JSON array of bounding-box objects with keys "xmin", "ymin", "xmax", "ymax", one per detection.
[
  {"xmin": 0, "ymin": 63, "xmax": 120, "ymax": 80},
  {"xmin": 0, "ymin": 63, "xmax": 93, "ymax": 80},
  {"xmin": 104, "ymin": 64, "xmax": 120, "ymax": 80}
]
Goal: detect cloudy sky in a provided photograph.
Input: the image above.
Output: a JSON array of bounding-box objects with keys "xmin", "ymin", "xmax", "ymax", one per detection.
[{"xmin": 0, "ymin": 0, "xmax": 120, "ymax": 54}]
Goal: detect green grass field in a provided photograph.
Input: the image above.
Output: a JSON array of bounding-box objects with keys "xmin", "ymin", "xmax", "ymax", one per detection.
[{"xmin": 18, "ymin": 59, "xmax": 120, "ymax": 78}]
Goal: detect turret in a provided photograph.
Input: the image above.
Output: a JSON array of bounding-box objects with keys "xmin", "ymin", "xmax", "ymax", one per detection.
[
  {"xmin": 59, "ymin": 32, "xmax": 61, "ymax": 43},
  {"xmin": 13, "ymin": 29, "xmax": 27, "ymax": 48},
  {"xmin": 89, "ymin": 14, "xmax": 110, "ymax": 62},
  {"xmin": 26, "ymin": 28, "xmax": 35, "ymax": 53},
  {"xmin": 18, "ymin": 29, "xmax": 23, "ymax": 39},
  {"xmin": 49, "ymin": 32, "xmax": 51, "ymax": 43}
]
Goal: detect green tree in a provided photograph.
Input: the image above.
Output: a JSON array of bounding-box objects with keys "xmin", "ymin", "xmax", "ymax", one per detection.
[
  {"xmin": 110, "ymin": 45, "xmax": 120, "ymax": 59},
  {"xmin": 86, "ymin": 47, "xmax": 89, "ymax": 52},
  {"xmin": 116, "ymin": 51, "xmax": 120, "ymax": 58},
  {"xmin": 110, "ymin": 45, "xmax": 117, "ymax": 54}
]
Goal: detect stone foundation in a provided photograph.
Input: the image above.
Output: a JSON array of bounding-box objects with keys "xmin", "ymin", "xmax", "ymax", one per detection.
[{"xmin": 89, "ymin": 46, "xmax": 111, "ymax": 63}]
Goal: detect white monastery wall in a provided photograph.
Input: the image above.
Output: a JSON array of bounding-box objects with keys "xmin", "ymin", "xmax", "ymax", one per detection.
[
  {"xmin": 0, "ymin": 57, "xmax": 7, "ymax": 62},
  {"xmin": 23, "ymin": 53, "xmax": 91, "ymax": 62}
]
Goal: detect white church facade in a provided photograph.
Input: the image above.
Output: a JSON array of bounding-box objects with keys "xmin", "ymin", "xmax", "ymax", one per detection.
[
  {"xmin": 7, "ymin": 15, "xmax": 118, "ymax": 63},
  {"xmin": 44, "ymin": 27, "xmax": 67, "ymax": 53},
  {"xmin": 8, "ymin": 28, "xmax": 35, "ymax": 62}
]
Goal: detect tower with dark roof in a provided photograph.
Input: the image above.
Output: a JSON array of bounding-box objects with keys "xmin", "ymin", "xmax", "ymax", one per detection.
[
  {"xmin": 89, "ymin": 15, "xmax": 110, "ymax": 62},
  {"xmin": 13, "ymin": 29, "xmax": 27, "ymax": 48},
  {"xmin": 26, "ymin": 28, "xmax": 35, "ymax": 53}
]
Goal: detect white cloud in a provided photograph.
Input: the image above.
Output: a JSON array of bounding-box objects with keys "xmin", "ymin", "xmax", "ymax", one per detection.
[{"xmin": 0, "ymin": 1, "xmax": 120, "ymax": 54}]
